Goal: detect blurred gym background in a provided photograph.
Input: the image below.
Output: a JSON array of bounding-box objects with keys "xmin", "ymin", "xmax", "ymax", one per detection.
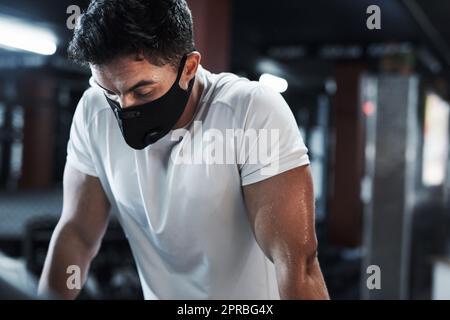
[{"xmin": 0, "ymin": 0, "xmax": 450, "ymax": 300}]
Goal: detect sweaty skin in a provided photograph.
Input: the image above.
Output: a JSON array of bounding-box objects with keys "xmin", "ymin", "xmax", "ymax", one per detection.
[{"xmin": 243, "ymin": 165, "xmax": 329, "ymax": 299}]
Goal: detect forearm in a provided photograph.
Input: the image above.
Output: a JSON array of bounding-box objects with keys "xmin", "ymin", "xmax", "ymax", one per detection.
[
  {"xmin": 276, "ymin": 257, "xmax": 330, "ymax": 300},
  {"xmin": 38, "ymin": 222, "xmax": 98, "ymax": 299}
]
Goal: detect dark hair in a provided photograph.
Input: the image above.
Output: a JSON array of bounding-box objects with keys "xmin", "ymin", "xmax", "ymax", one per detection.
[{"xmin": 68, "ymin": 0, "xmax": 195, "ymax": 68}]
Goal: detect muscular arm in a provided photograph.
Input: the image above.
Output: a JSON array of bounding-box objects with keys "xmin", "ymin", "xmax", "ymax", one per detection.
[
  {"xmin": 38, "ymin": 163, "xmax": 111, "ymax": 299},
  {"xmin": 243, "ymin": 165, "xmax": 329, "ymax": 299}
]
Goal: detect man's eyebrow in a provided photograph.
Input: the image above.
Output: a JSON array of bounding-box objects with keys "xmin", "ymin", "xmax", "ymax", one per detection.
[
  {"xmin": 126, "ymin": 80, "xmax": 157, "ymax": 93},
  {"xmin": 93, "ymin": 80, "xmax": 115, "ymax": 94},
  {"xmin": 94, "ymin": 79, "xmax": 156, "ymax": 95}
]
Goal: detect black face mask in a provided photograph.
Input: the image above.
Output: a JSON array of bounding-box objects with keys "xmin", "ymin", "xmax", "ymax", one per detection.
[{"xmin": 104, "ymin": 54, "xmax": 195, "ymax": 150}]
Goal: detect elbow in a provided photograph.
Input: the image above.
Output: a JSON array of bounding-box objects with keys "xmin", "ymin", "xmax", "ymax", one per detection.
[
  {"xmin": 290, "ymin": 246, "xmax": 319, "ymax": 285},
  {"xmin": 273, "ymin": 241, "xmax": 329, "ymax": 299}
]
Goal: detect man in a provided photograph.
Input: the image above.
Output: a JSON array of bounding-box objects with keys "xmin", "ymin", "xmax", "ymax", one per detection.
[{"xmin": 38, "ymin": 0, "xmax": 329, "ymax": 299}]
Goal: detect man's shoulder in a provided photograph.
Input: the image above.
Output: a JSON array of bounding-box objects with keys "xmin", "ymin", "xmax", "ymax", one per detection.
[
  {"xmin": 206, "ymin": 69, "xmax": 279, "ymax": 112},
  {"xmin": 82, "ymin": 85, "xmax": 110, "ymax": 111},
  {"xmin": 74, "ymin": 85, "xmax": 110, "ymax": 126}
]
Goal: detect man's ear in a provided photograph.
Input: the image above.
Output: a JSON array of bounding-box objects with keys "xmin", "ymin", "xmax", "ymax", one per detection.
[{"xmin": 181, "ymin": 51, "xmax": 201, "ymax": 89}]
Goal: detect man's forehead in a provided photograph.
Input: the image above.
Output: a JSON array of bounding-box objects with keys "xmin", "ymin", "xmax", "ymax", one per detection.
[
  {"xmin": 90, "ymin": 56, "xmax": 159, "ymax": 75},
  {"xmin": 91, "ymin": 60, "xmax": 166, "ymax": 87}
]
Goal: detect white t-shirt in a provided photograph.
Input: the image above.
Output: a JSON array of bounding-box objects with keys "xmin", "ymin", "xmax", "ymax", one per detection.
[{"xmin": 66, "ymin": 66, "xmax": 310, "ymax": 299}]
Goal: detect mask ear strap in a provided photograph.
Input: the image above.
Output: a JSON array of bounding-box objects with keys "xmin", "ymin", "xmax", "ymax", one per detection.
[
  {"xmin": 176, "ymin": 54, "xmax": 189, "ymax": 82},
  {"xmin": 187, "ymin": 75, "xmax": 195, "ymax": 91},
  {"xmin": 176, "ymin": 53, "xmax": 196, "ymax": 91}
]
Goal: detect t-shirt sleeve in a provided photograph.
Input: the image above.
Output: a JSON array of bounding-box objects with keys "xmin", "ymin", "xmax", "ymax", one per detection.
[
  {"xmin": 238, "ymin": 84, "xmax": 309, "ymax": 186},
  {"xmin": 66, "ymin": 92, "xmax": 99, "ymax": 177}
]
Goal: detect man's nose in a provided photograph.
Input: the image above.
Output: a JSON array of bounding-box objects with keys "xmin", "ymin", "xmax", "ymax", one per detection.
[{"xmin": 119, "ymin": 95, "xmax": 135, "ymax": 109}]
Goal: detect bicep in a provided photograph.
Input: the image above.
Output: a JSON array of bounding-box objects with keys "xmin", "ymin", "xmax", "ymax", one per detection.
[
  {"xmin": 243, "ymin": 165, "xmax": 317, "ymax": 264},
  {"xmin": 58, "ymin": 162, "xmax": 111, "ymax": 250}
]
